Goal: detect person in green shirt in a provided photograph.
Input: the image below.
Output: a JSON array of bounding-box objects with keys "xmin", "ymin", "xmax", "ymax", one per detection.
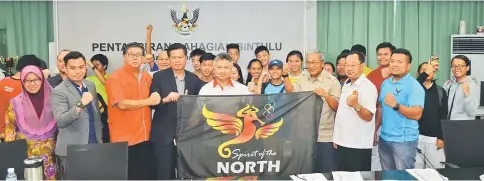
[
  {"xmin": 86, "ymin": 54, "xmax": 110, "ymax": 142},
  {"xmin": 86, "ymin": 54, "xmax": 109, "ymax": 102}
]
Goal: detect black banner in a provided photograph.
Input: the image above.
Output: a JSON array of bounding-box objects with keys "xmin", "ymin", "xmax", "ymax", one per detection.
[{"xmin": 176, "ymin": 92, "xmax": 323, "ymax": 179}]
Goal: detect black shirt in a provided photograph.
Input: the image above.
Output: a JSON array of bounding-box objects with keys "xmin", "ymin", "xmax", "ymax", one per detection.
[
  {"xmin": 417, "ymin": 72, "xmax": 448, "ymax": 140},
  {"xmin": 47, "ymin": 74, "xmax": 63, "ymax": 88}
]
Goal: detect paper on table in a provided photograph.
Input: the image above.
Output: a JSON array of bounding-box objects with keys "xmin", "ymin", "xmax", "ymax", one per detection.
[
  {"xmin": 332, "ymin": 171, "xmax": 364, "ymax": 181},
  {"xmin": 406, "ymin": 169, "xmax": 448, "ymax": 181},
  {"xmin": 290, "ymin": 173, "xmax": 328, "ymax": 181}
]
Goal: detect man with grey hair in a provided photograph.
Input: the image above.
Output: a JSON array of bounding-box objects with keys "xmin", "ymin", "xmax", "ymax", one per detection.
[
  {"xmin": 283, "ymin": 49, "xmax": 341, "ymax": 173},
  {"xmin": 199, "ymin": 53, "xmax": 250, "ymax": 95}
]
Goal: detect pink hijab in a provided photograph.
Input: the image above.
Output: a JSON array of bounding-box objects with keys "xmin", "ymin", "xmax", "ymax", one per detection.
[{"xmin": 10, "ymin": 65, "xmax": 56, "ymax": 140}]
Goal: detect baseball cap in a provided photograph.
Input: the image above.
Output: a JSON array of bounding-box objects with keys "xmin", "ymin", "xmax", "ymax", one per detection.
[{"xmin": 269, "ymin": 59, "xmax": 283, "ymax": 68}]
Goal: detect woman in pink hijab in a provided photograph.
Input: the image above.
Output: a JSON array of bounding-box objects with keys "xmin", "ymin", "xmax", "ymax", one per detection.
[{"xmin": 4, "ymin": 65, "xmax": 57, "ymax": 180}]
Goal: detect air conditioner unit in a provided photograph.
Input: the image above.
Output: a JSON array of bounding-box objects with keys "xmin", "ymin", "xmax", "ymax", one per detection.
[
  {"xmin": 451, "ymin": 35, "xmax": 484, "ymax": 81},
  {"xmin": 450, "ymin": 34, "xmax": 484, "ymax": 107}
]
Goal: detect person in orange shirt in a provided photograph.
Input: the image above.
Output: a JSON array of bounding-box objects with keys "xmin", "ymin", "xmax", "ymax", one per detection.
[
  {"xmin": 0, "ymin": 55, "xmax": 42, "ymax": 141},
  {"xmin": 366, "ymin": 42, "xmax": 395, "ymax": 171},
  {"xmin": 106, "ymin": 42, "xmax": 160, "ymax": 180}
]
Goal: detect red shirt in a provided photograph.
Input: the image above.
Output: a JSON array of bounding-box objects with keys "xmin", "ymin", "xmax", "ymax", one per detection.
[
  {"xmin": 366, "ymin": 66, "xmax": 390, "ymax": 98},
  {"xmin": 0, "ymin": 77, "xmax": 22, "ymax": 134}
]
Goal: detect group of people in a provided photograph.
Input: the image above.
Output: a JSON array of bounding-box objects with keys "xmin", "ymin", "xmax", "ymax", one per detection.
[{"xmin": 0, "ymin": 36, "xmax": 480, "ymax": 180}]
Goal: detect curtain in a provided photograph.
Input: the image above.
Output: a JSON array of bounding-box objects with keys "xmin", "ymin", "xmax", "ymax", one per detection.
[
  {"xmin": 317, "ymin": 1, "xmax": 484, "ymax": 85},
  {"xmin": 0, "ymin": 1, "xmax": 53, "ymax": 69}
]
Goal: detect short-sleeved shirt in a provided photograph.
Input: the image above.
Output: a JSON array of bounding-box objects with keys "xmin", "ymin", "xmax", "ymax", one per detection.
[
  {"xmin": 262, "ymin": 82, "xmax": 285, "ymax": 94},
  {"xmin": 293, "ymin": 70, "xmax": 341, "ymax": 142},
  {"xmin": 367, "ymin": 66, "xmax": 391, "ymax": 98},
  {"xmin": 106, "ymin": 65, "xmax": 152, "ymax": 146},
  {"xmin": 379, "ymin": 73, "xmax": 425, "ymax": 142},
  {"xmin": 199, "ymin": 79, "xmax": 250, "ymax": 95},
  {"xmin": 0, "ymin": 77, "xmax": 22, "ymax": 135},
  {"xmin": 86, "ymin": 74, "xmax": 109, "ymax": 103},
  {"xmin": 47, "ymin": 74, "xmax": 64, "ymax": 88},
  {"xmin": 333, "ymin": 74, "xmax": 378, "ymax": 149}
]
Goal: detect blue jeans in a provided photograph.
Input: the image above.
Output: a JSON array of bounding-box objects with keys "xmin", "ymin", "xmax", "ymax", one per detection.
[{"xmin": 378, "ymin": 138, "xmax": 417, "ymax": 170}]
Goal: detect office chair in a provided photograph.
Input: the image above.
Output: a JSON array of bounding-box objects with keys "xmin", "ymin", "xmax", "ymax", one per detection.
[
  {"xmin": 66, "ymin": 142, "xmax": 128, "ymax": 180},
  {"xmin": 441, "ymin": 119, "xmax": 484, "ymax": 168},
  {"xmin": 0, "ymin": 139, "xmax": 27, "ymax": 179}
]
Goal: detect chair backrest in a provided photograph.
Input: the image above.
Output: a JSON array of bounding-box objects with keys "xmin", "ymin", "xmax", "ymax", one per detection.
[
  {"xmin": 442, "ymin": 119, "xmax": 484, "ymax": 168},
  {"xmin": 66, "ymin": 142, "xmax": 128, "ymax": 180},
  {"xmin": 0, "ymin": 139, "xmax": 27, "ymax": 179}
]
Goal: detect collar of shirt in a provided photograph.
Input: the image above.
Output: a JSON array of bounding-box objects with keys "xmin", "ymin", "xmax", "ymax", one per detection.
[
  {"xmin": 344, "ymin": 73, "xmax": 366, "ymax": 86},
  {"xmin": 174, "ymin": 70, "xmax": 185, "ymax": 80},
  {"xmin": 69, "ymin": 78, "xmax": 86, "ymax": 89},
  {"xmin": 213, "ymin": 79, "xmax": 234, "ymax": 90},
  {"xmin": 305, "ymin": 70, "xmax": 328, "ymax": 82},
  {"xmin": 389, "ymin": 72, "xmax": 412, "ymax": 84}
]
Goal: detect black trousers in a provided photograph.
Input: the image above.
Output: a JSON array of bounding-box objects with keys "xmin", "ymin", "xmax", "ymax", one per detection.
[
  {"xmin": 128, "ymin": 141, "xmax": 156, "ymax": 180},
  {"xmin": 336, "ymin": 145, "xmax": 372, "ymax": 171},
  {"xmin": 153, "ymin": 142, "xmax": 176, "ymax": 180}
]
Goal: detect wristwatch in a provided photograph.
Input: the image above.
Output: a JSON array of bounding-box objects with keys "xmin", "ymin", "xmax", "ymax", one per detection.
[
  {"xmin": 392, "ymin": 103, "xmax": 400, "ymax": 111},
  {"xmin": 354, "ymin": 105, "xmax": 362, "ymax": 112},
  {"xmin": 282, "ymin": 74, "xmax": 289, "ymax": 78},
  {"xmin": 76, "ymin": 101, "xmax": 86, "ymax": 109}
]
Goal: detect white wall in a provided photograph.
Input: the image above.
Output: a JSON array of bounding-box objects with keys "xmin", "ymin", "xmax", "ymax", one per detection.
[{"xmin": 55, "ymin": 1, "xmax": 317, "ymax": 80}]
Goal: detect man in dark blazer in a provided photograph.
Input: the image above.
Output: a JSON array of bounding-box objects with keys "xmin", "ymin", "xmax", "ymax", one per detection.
[{"xmin": 150, "ymin": 43, "xmax": 204, "ymax": 179}]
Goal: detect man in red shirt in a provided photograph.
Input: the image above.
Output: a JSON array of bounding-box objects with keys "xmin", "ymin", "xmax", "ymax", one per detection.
[
  {"xmin": 366, "ymin": 42, "xmax": 395, "ymax": 171},
  {"xmin": 0, "ymin": 55, "xmax": 42, "ymax": 139}
]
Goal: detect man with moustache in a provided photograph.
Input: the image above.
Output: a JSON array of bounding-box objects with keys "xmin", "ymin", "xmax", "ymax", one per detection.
[
  {"xmin": 51, "ymin": 51, "xmax": 103, "ymax": 176},
  {"xmin": 336, "ymin": 53, "xmax": 348, "ymax": 85},
  {"xmin": 367, "ymin": 42, "xmax": 395, "ymax": 171},
  {"xmin": 283, "ymin": 49, "xmax": 341, "ymax": 173},
  {"xmin": 106, "ymin": 43, "xmax": 159, "ymax": 180},
  {"xmin": 378, "ymin": 48, "xmax": 424, "ymax": 170},
  {"xmin": 150, "ymin": 43, "xmax": 204, "ymax": 179}
]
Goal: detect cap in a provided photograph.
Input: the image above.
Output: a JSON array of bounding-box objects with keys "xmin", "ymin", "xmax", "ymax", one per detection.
[{"xmin": 269, "ymin": 59, "xmax": 283, "ymax": 68}]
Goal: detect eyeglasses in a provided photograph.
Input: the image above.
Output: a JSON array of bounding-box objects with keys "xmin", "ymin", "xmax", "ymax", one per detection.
[
  {"xmin": 450, "ymin": 65, "xmax": 467, "ymax": 69},
  {"xmin": 345, "ymin": 63, "xmax": 362, "ymax": 69},
  {"xmin": 127, "ymin": 53, "xmax": 143, "ymax": 58},
  {"xmin": 24, "ymin": 79, "xmax": 41, "ymax": 85}
]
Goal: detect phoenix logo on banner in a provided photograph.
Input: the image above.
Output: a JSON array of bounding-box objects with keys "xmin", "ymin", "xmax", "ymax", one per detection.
[
  {"xmin": 202, "ymin": 104, "xmax": 284, "ymax": 159},
  {"xmin": 169, "ymin": 4, "xmax": 200, "ymax": 39},
  {"xmin": 176, "ymin": 93, "xmax": 321, "ymax": 179},
  {"xmin": 203, "ymin": 103, "xmax": 283, "ymax": 175}
]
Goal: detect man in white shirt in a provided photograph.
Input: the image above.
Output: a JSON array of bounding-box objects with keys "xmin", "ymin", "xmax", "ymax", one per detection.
[
  {"xmin": 333, "ymin": 51, "xmax": 378, "ymax": 171},
  {"xmin": 199, "ymin": 53, "xmax": 250, "ymax": 95}
]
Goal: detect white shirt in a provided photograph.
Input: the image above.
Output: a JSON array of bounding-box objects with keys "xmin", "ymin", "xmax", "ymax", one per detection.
[
  {"xmin": 199, "ymin": 79, "xmax": 250, "ymax": 95},
  {"xmin": 333, "ymin": 74, "xmax": 378, "ymax": 149},
  {"xmin": 0, "ymin": 69, "xmax": 5, "ymax": 80}
]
